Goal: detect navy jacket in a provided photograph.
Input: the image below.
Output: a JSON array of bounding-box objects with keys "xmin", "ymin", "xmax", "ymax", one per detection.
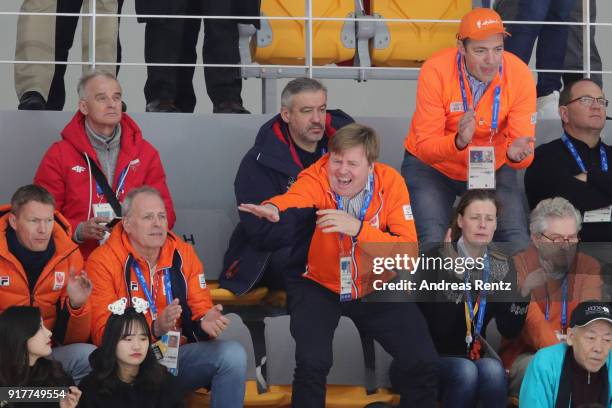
[{"xmin": 221, "ymin": 110, "xmax": 354, "ymax": 295}]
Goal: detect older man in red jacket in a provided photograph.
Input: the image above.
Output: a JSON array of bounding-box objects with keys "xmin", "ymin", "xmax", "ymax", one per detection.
[{"xmin": 35, "ymin": 70, "xmax": 175, "ymax": 259}]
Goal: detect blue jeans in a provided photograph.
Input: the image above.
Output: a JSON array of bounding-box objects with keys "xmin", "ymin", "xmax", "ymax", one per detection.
[
  {"xmin": 439, "ymin": 357, "xmax": 507, "ymax": 408},
  {"xmin": 51, "ymin": 343, "xmax": 96, "ymax": 384},
  {"xmin": 401, "ymin": 153, "xmax": 529, "ymax": 250},
  {"xmin": 503, "ymin": 0, "xmax": 575, "ymax": 97},
  {"xmin": 177, "ymin": 339, "xmax": 247, "ymax": 408}
]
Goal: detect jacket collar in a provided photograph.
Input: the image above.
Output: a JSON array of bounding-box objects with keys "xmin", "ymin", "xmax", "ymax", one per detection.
[
  {"xmin": 106, "ymin": 223, "xmax": 179, "ymax": 271},
  {"xmin": 61, "ymin": 111, "xmax": 143, "ymax": 162},
  {"xmin": 0, "ymin": 205, "xmax": 79, "ymax": 278}
]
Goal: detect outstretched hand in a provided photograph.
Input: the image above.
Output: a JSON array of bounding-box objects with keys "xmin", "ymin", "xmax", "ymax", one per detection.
[{"xmin": 238, "ymin": 203, "xmax": 280, "ymax": 222}]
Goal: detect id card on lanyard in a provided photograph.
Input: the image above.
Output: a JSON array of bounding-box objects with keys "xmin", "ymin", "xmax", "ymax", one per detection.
[
  {"xmin": 335, "ymin": 173, "xmax": 374, "ymax": 302},
  {"xmin": 134, "ymin": 263, "xmax": 181, "ymax": 374},
  {"xmin": 92, "ymin": 166, "xmax": 129, "ymax": 242},
  {"xmin": 545, "ymin": 277, "xmax": 568, "ymax": 342},
  {"xmin": 464, "ymin": 253, "xmax": 490, "ymax": 352},
  {"xmin": 457, "ymin": 53, "xmax": 501, "ymax": 190}
]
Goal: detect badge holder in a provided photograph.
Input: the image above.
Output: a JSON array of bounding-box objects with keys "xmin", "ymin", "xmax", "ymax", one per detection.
[
  {"xmin": 154, "ymin": 330, "xmax": 181, "ymax": 376},
  {"xmin": 93, "ymin": 203, "xmax": 116, "ymax": 244},
  {"xmin": 468, "ymin": 146, "xmax": 496, "ymax": 190},
  {"xmin": 583, "ymin": 206, "xmax": 612, "ymax": 223},
  {"xmin": 338, "ymin": 232, "xmax": 353, "ymax": 302}
]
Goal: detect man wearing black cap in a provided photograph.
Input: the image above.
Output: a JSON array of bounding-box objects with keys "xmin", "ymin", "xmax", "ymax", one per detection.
[{"xmin": 520, "ymin": 301, "xmax": 612, "ymax": 407}]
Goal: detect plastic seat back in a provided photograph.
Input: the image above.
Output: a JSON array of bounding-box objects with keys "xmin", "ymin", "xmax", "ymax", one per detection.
[
  {"xmin": 370, "ymin": 0, "xmax": 471, "ymax": 66},
  {"xmin": 253, "ymin": 0, "xmax": 356, "ymax": 65}
]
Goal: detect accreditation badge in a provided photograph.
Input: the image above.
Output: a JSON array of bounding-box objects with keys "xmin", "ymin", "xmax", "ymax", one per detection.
[
  {"xmin": 583, "ymin": 206, "xmax": 612, "ymax": 223},
  {"xmin": 92, "ymin": 203, "xmax": 115, "ymax": 220},
  {"xmin": 157, "ymin": 330, "xmax": 181, "ymax": 376},
  {"xmin": 339, "ymin": 256, "xmax": 353, "ymax": 302},
  {"xmin": 468, "ymin": 146, "xmax": 496, "ymax": 189}
]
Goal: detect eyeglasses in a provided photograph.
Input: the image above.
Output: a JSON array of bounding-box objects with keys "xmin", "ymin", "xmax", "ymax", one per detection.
[
  {"xmin": 565, "ymin": 96, "xmax": 609, "ymax": 108},
  {"xmin": 540, "ymin": 232, "xmax": 580, "ymax": 244}
]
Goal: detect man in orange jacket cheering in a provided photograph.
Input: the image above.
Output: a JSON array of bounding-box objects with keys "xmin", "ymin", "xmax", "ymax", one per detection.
[
  {"xmin": 0, "ymin": 184, "xmax": 94, "ymax": 383},
  {"xmin": 240, "ymin": 123, "xmax": 439, "ymax": 407},
  {"xmin": 402, "ymin": 8, "xmax": 537, "ymax": 250}
]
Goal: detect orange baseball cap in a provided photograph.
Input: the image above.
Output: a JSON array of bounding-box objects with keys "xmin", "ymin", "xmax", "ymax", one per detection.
[{"xmin": 457, "ymin": 8, "xmax": 510, "ymax": 41}]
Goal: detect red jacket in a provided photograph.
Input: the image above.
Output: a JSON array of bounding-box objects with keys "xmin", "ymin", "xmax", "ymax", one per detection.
[
  {"xmin": 34, "ymin": 112, "xmax": 176, "ymax": 259},
  {"xmin": 0, "ymin": 205, "xmax": 91, "ymax": 345},
  {"xmin": 266, "ymin": 156, "xmax": 418, "ymax": 298},
  {"xmin": 86, "ymin": 224, "xmax": 213, "ymax": 346}
]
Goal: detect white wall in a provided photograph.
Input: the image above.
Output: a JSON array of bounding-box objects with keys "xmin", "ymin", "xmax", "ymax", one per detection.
[{"xmin": 0, "ymin": 0, "xmax": 610, "ymax": 117}]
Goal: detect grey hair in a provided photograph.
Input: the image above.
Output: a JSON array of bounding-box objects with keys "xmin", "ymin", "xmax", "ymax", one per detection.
[
  {"xmin": 529, "ymin": 197, "xmax": 582, "ymax": 235},
  {"xmin": 280, "ymin": 77, "xmax": 327, "ymax": 109},
  {"xmin": 121, "ymin": 186, "xmax": 163, "ymax": 219},
  {"xmin": 77, "ymin": 69, "xmax": 119, "ymax": 99}
]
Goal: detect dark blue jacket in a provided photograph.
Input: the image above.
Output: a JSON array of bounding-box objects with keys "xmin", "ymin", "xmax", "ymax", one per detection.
[{"xmin": 220, "ymin": 110, "xmax": 354, "ymax": 295}]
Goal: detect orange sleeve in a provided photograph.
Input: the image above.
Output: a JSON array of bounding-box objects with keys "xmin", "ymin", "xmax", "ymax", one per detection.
[
  {"xmin": 86, "ymin": 253, "xmax": 126, "ymax": 346},
  {"xmin": 504, "ymin": 61, "xmax": 536, "ymax": 170},
  {"xmin": 356, "ymin": 171, "xmax": 417, "ymax": 245},
  {"xmin": 62, "ymin": 251, "xmax": 92, "ymax": 344},
  {"xmin": 409, "ymin": 61, "xmax": 462, "ymax": 164},
  {"xmin": 513, "ymin": 252, "xmax": 558, "ymax": 349},
  {"xmin": 521, "ymin": 301, "xmax": 560, "ymax": 350},
  {"xmin": 265, "ymin": 167, "xmax": 326, "ymax": 211},
  {"xmin": 578, "ymin": 267, "xmax": 602, "ymax": 301},
  {"xmin": 182, "ymin": 245, "xmax": 213, "ymax": 321}
]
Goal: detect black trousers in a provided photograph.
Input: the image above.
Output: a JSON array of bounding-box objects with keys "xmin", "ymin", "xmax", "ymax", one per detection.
[
  {"xmin": 47, "ymin": 0, "xmax": 124, "ymax": 111},
  {"xmin": 286, "ymin": 277, "xmax": 439, "ymax": 408},
  {"xmin": 143, "ymin": 0, "xmax": 242, "ymax": 111}
]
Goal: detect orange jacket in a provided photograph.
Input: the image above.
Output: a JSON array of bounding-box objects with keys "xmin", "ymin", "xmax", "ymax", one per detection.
[
  {"xmin": 266, "ymin": 155, "xmax": 418, "ymax": 298},
  {"xmin": 0, "ymin": 205, "xmax": 91, "ymax": 345},
  {"xmin": 500, "ymin": 245, "xmax": 602, "ymax": 369},
  {"xmin": 405, "ymin": 47, "xmax": 537, "ymax": 181},
  {"xmin": 86, "ymin": 224, "xmax": 213, "ymax": 346}
]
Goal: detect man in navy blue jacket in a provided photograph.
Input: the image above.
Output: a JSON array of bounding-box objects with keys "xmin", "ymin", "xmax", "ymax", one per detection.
[{"xmin": 221, "ymin": 78, "xmax": 354, "ymax": 295}]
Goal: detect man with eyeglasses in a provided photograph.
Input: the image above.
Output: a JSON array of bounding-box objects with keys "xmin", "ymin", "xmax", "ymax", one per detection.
[
  {"xmin": 499, "ymin": 197, "xmax": 603, "ymax": 399},
  {"xmin": 526, "ymin": 78, "xmax": 611, "ymax": 242}
]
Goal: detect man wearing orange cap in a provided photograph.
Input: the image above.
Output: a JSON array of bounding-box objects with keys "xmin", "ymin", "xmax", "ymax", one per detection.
[{"xmin": 402, "ymin": 8, "xmax": 537, "ymax": 250}]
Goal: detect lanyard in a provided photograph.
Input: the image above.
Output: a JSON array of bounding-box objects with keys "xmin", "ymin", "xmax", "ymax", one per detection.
[
  {"xmin": 335, "ymin": 172, "xmax": 374, "ymax": 222},
  {"xmin": 464, "ymin": 252, "xmax": 490, "ymax": 343},
  {"xmin": 457, "ymin": 53, "xmax": 502, "ymax": 136},
  {"xmin": 545, "ymin": 277, "xmax": 568, "ymax": 331},
  {"xmin": 96, "ymin": 166, "xmax": 129, "ymax": 196},
  {"xmin": 133, "ymin": 263, "xmax": 173, "ymax": 320},
  {"xmin": 561, "ymin": 133, "xmax": 608, "ymax": 173}
]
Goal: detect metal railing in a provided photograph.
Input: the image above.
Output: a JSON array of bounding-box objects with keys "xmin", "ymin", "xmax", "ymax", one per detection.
[{"xmin": 3, "ymin": 0, "xmax": 608, "ymax": 111}]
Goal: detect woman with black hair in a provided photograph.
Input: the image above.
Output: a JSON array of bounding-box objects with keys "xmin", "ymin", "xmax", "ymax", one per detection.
[
  {"xmin": 77, "ymin": 300, "xmax": 183, "ymax": 408},
  {"xmin": 0, "ymin": 306, "xmax": 81, "ymax": 408}
]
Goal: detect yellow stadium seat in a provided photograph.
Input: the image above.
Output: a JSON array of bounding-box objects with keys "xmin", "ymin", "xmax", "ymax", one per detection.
[
  {"xmin": 264, "ymin": 316, "xmax": 394, "ymax": 408},
  {"xmin": 186, "ymin": 383, "xmax": 286, "ymax": 408},
  {"xmin": 208, "ymin": 281, "xmax": 269, "ymax": 306},
  {"xmin": 266, "ymin": 384, "xmax": 395, "ymax": 407},
  {"xmin": 253, "ymin": 0, "xmax": 356, "ymax": 66},
  {"xmin": 370, "ymin": 0, "xmax": 471, "ymax": 67},
  {"xmin": 262, "ymin": 289, "xmax": 287, "ymax": 308}
]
